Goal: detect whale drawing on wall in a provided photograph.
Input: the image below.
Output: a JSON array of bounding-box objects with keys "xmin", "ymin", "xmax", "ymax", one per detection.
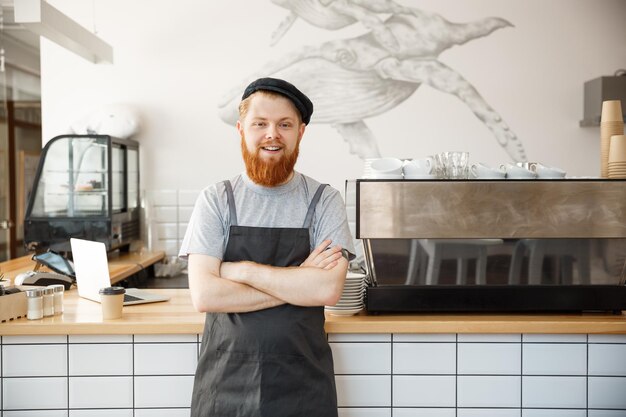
[{"xmin": 218, "ymin": 1, "xmax": 527, "ymax": 162}]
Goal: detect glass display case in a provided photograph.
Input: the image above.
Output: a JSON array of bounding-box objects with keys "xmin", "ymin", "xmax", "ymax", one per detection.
[
  {"xmin": 355, "ymin": 179, "xmax": 626, "ymax": 313},
  {"xmin": 24, "ymin": 135, "xmax": 140, "ymax": 253}
]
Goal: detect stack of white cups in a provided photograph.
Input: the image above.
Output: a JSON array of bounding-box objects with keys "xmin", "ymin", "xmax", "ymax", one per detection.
[{"xmin": 325, "ymin": 271, "xmax": 367, "ymax": 316}]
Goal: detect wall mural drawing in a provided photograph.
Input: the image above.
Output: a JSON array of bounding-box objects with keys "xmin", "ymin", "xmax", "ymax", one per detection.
[{"xmin": 218, "ymin": 0, "xmax": 527, "ymax": 162}]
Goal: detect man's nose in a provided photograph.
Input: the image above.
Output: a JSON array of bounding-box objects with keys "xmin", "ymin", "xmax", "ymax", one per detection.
[{"xmin": 266, "ymin": 124, "xmax": 280, "ymax": 139}]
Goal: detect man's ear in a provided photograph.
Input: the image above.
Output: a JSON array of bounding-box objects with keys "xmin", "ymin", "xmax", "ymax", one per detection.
[
  {"xmin": 298, "ymin": 123, "xmax": 306, "ymax": 141},
  {"xmin": 236, "ymin": 120, "xmax": 243, "ymax": 138}
]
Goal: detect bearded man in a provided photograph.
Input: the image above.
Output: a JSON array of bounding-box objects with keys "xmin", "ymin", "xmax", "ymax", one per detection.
[{"xmin": 179, "ymin": 77, "xmax": 355, "ymax": 417}]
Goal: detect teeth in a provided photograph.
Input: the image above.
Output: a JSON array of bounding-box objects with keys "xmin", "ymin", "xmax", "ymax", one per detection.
[{"xmin": 264, "ymin": 146, "xmax": 280, "ymax": 151}]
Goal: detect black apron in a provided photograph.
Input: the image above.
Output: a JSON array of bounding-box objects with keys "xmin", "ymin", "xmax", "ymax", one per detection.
[{"xmin": 191, "ymin": 180, "xmax": 338, "ymax": 417}]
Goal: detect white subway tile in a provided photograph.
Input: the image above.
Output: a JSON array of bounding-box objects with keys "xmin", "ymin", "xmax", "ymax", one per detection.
[
  {"xmin": 458, "ymin": 334, "xmax": 521, "ymax": 342},
  {"xmin": 588, "ymin": 335, "xmax": 626, "ymax": 343},
  {"xmin": 588, "ymin": 376, "xmax": 626, "ymax": 409},
  {"xmin": 523, "ymin": 334, "xmax": 587, "ymax": 343},
  {"xmin": 338, "ymin": 409, "xmax": 391, "ymax": 417},
  {"xmin": 459, "ymin": 409, "xmax": 521, "ymax": 417},
  {"xmin": 522, "ymin": 410, "xmax": 586, "ymax": 417},
  {"xmin": 135, "ymin": 376, "xmax": 194, "ymax": 408},
  {"xmin": 393, "ymin": 343, "xmax": 456, "ymax": 374},
  {"xmin": 134, "ymin": 334, "xmax": 197, "ymax": 343},
  {"xmin": 3, "ymin": 344, "xmax": 67, "ymax": 376},
  {"xmin": 457, "ymin": 376, "xmax": 520, "ymax": 408},
  {"xmin": 3, "ymin": 377, "xmax": 68, "ymax": 409},
  {"xmin": 394, "ymin": 409, "xmax": 455, "ymax": 417},
  {"xmin": 523, "ymin": 343, "xmax": 587, "ymax": 375},
  {"xmin": 178, "ymin": 190, "xmax": 200, "ymax": 206},
  {"xmin": 522, "ymin": 376, "xmax": 586, "ymax": 408},
  {"xmin": 154, "ymin": 206, "xmax": 178, "ymax": 222},
  {"xmin": 328, "ymin": 333, "xmax": 391, "ymax": 342},
  {"xmin": 134, "ymin": 343, "xmax": 198, "ymax": 375},
  {"xmin": 331, "ymin": 343, "xmax": 391, "ymax": 374},
  {"xmin": 588, "ymin": 410, "xmax": 626, "ymax": 417},
  {"xmin": 334, "ymin": 375, "xmax": 391, "ymax": 407},
  {"xmin": 393, "ymin": 376, "xmax": 455, "ymax": 407},
  {"xmin": 589, "ymin": 344, "xmax": 626, "ymax": 375},
  {"xmin": 393, "ymin": 334, "xmax": 456, "ymax": 342},
  {"xmin": 458, "ymin": 343, "xmax": 521, "ymax": 375},
  {"xmin": 179, "ymin": 207, "xmax": 194, "ymax": 222},
  {"xmin": 68, "ymin": 334, "xmax": 132, "ymax": 343},
  {"xmin": 179, "ymin": 223, "xmax": 189, "ymax": 237},
  {"xmin": 2, "ymin": 335, "xmax": 67, "ymax": 344},
  {"xmin": 146, "ymin": 190, "xmax": 178, "ymax": 206},
  {"xmin": 153, "ymin": 239, "xmax": 180, "ymax": 255},
  {"xmin": 5, "ymin": 411, "xmax": 68, "ymax": 417},
  {"xmin": 69, "ymin": 377, "xmax": 133, "ymax": 408},
  {"xmin": 135, "ymin": 410, "xmax": 191, "ymax": 417},
  {"xmin": 70, "ymin": 411, "xmax": 133, "ymax": 417},
  {"xmin": 69, "ymin": 344, "xmax": 133, "ymax": 375},
  {"xmin": 156, "ymin": 223, "xmax": 179, "ymax": 239}
]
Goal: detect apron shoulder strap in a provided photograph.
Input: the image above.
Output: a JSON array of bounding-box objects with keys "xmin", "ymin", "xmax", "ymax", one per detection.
[
  {"xmin": 223, "ymin": 180, "xmax": 238, "ymax": 226},
  {"xmin": 302, "ymin": 184, "xmax": 328, "ymax": 229}
]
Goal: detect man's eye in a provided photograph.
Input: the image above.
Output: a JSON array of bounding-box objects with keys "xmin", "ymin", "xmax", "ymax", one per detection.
[
  {"xmin": 252, "ymin": 122, "xmax": 265, "ymax": 127},
  {"xmin": 280, "ymin": 123, "xmax": 292, "ymax": 128}
]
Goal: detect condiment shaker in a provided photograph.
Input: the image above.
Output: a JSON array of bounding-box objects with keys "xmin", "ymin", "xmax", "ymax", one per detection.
[
  {"xmin": 25, "ymin": 288, "xmax": 44, "ymax": 320},
  {"xmin": 42, "ymin": 287, "xmax": 55, "ymax": 317},
  {"xmin": 47, "ymin": 284, "xmax": 64, "ymax": 315}
]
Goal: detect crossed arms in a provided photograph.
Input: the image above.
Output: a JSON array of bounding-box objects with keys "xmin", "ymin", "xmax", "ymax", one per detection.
[{"xmin": 188, "ymin": 239, "xmax": 348, "ymax": 313}]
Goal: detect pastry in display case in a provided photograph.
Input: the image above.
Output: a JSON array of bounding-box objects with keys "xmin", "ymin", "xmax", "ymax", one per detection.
[{"xmin": 24, "ymin": 134, "xmax": 140, "ymax": 253}]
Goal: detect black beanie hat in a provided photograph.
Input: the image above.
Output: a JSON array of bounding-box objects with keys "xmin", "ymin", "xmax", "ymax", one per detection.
[{"xmin": 241, "ymin": 77, "xmax": 313, "ymax": 125}]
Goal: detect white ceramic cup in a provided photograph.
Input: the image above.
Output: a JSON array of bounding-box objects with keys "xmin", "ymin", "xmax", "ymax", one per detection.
[
  {"xmin": 403, "ymin": 158, "xmax": 433, "ymax": 176},
  {"xmin": 369, "ymin": 158, "xmax": 403, "ymax": 176},
  {"xmin": 470, "ymin": 162, "xmax": 506, "ymax": 179},
  {"xmin": 534, "ymin": 163, "xmax": 566, "ymax": 179},
  {"xmin": 501, "ymin": 163, "xmax": 536, "ymax": 179}
]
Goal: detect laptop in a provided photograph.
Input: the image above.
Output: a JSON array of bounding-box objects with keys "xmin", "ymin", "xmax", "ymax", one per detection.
[{"xmin": 70, "ymin": 238, "xmax": 170, "ymax": 305}]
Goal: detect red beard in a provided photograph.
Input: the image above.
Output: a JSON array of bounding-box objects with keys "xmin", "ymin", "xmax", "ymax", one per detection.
[{"xmin": 241, "ymin": 137, "xmax": 300, "ymax": 186}]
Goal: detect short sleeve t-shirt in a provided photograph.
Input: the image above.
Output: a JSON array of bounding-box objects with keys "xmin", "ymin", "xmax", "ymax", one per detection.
[{"xmin": 179, "ymin": 171, "xmax": 355, "ymax": 261}]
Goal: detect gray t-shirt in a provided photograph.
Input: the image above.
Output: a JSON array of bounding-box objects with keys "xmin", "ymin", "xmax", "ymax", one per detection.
[{"xmin": 179, "ymin": 171, "xmax": 355, "ymax": 261}]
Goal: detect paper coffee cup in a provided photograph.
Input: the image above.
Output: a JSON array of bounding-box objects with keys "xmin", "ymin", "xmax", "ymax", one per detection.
[
  {"xmin": 99, "ymin": 286, "xmax": 125, "ymax": 319},
  {"xmin": 601, "ymin": 100, "xmax": 624, "ymax": 123}
]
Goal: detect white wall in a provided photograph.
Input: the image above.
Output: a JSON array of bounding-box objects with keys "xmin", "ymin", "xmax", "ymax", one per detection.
[{"xmin": 41, "ymin": 0, "xmax": 626, "ymax": 194}]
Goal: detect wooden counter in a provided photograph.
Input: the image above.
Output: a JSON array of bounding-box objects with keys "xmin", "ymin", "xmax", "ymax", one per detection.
[
  {"xmin": 0, "ymin": 250, "xmax": 165, "ymax": 285},
  {"xmin": 1, "ymin": 288, "xmax": 625, "ymax": 335}
]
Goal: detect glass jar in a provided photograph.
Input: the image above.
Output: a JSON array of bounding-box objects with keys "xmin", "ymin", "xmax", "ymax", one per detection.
[
  {"xmin": 42, "ymin": 287, "xmax": 55, "ymax": 317},
  {"xmin": 25, "ymin": 288, "xmax": 44, "ymax": 320},
  {"xmin": 47, "ymin": 284, "xmax": 65, "ymax": 315}
]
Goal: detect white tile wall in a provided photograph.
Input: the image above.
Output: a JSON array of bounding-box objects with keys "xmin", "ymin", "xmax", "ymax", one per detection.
[
  {"xmin": 338, "ymin": 409, "xmax": 392, "ymax": 417},
  {"xmin": 335, "ymin": 375, "xmax": 391, "ymax": 407},
  {"xmin": 523, "ymin": 334, "xmax": 587, "ymax": 343},
  {"xmin": 134, "ymin": 343, "xmax": 198, "ymax": 375},
  {"xmin": 588, "ymin": 344, "xmax": 626, "ymax": 375},
  {"xmin": 522, "ymin": 410, "xmax": 586, "ymax": 417},
  {"xmin": 457, "ymin": 376, "xmax": 521, "ymax": 408},
  {"xmin": 69, "ymin": 376, "xmax": 133, "ymax": 408},
  {"xmin": 393, "ymin": 409, "xmax": 455, "ymax": 417},
  {"xmin": 3, "ymin": 344, "xmax": 67, "ymax": 376},
  {"xmin": 330, "ymin": 343, "xmax": 391, "ymax": 374},
  {"xmin": 70, "ymin": 411, "xmax": 133, "ymax": 417},
  {"xmin": 134, "ymin": 410, "xmax": 191, "ymax": 417},
  {"xmin": 393, "ymin": 334, "xmax": 456, "ymax": 342},
  {"xmin": 523, "ymin": 343, "xmax": 587, "ymax": 375},
  {"xmin": 328, "ymin": 333, "xmax": 391, "ymax": 342},
  {"xmin": 1, "ymin": 332, "xmax": 625, "ymax": 414},
  {"xmin": 458, "ymin": 343, "xmax": 521, "ymax": 375},
  {"xmin": 522, "ymin": 376, "xmax": 587, "ymax": 408},
  {"xmin": 3, "ymin": 377, "xmax": 68, "ymax": 409},
  {"xmin": 588, "ymin": 376, "xmax": 626, "ymax": 409},
  {"xmin": 134, "ymin": 376, "xmax": 194, "ymax": 408},
  {"xmin": 69, "ymin": 344, "xmax": 133, "ymax": 375},
  {"xmin": 5, "ymin": 411, "xmax": 68, "ymax": 417},
  {"xmin": 458, "ymin": 409, "xmax": 521, "ymax": 417},
  {"xmin": 393, "ymin": 343, "xmax": 456, "ymax": 374},
  {"xmin": 393, "ymin": 376, "xmax": 456, "ymax": 407}
]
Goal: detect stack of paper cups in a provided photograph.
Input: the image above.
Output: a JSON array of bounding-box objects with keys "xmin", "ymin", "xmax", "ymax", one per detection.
[
  {"xmin": 601, "ymin": 100, "xmax": 624, "ymax": 178},
  {"xmin": 608, "ymin": 135, "xmax": 626, "ymax": 179}
]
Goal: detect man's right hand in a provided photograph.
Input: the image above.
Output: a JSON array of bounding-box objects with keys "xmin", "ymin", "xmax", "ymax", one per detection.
[{"xmin": 300, "ymin": 239, "xmax": 343, "ymax": 270}]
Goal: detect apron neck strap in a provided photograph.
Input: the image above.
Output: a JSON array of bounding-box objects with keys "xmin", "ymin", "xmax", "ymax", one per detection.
[
  {"xmin": 302, "ymin": 184, "xmax": 327, "ymax": 229},
  {"xmin": 223, "ymin": 180, "xmax": 238, "ymax": 226}
]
